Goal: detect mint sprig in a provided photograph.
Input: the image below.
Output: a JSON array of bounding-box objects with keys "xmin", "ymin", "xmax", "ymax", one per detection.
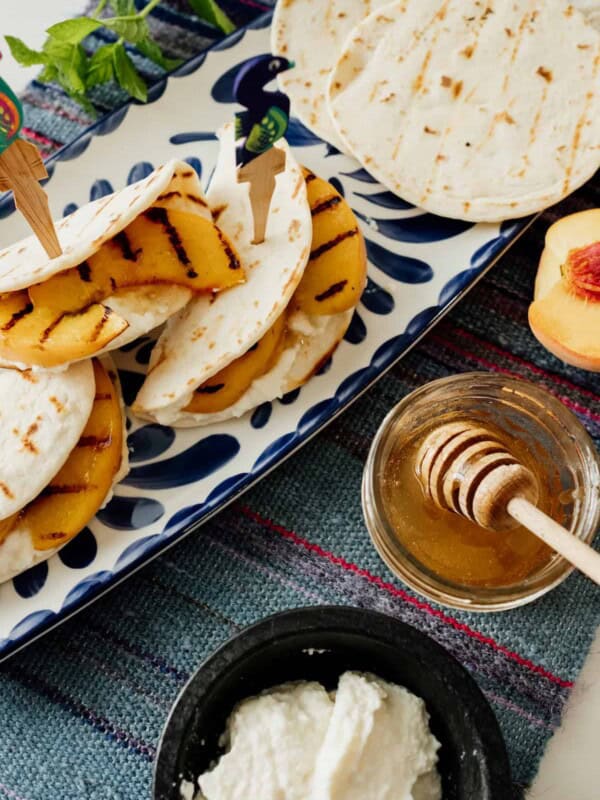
[
  {"xmin": 187, "ymin": 0, "xmax": 236, "ymax": 35},
  {"xmin": 5, "ymin": 0, "xmax": 235, "ymax": 114}
]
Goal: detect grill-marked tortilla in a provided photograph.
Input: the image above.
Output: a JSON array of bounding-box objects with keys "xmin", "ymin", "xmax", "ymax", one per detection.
[
  {"xmin": 132, "ymin": 123, "xmax": 313, "ymax": 422},
  {"xmin": 0, "ymin": 359, "xmax": 95, "ymax": 521},
  {"xmin": 0, "ymin": 356, "xmax": 128, "ymax": 584},
  {"xmin": 0, "ymin": 161, "xmax": 240, "ymax": 368},
  {"xmin": 0, "ymin": 162, "xmax": 211, "ymax": 291},
  {"xmin": 327, "ymin": 0, "xmax": 600, "ymax": 222},
  {"xmin": 271, "ymin": 0, "xmax": 389, "ymax": 149},
  {"xmin": 133, "ymin": 143, "xmax": 366, "ymax": 428},
  {"xmin": 168, "ymin": 309, "xmax": 353, "ymax": 427}
]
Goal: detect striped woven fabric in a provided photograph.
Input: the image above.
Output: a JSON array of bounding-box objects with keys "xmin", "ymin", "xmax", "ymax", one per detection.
[{"xmin": 0, "ymin": 2, "xmax": 599, "ymax": 799}]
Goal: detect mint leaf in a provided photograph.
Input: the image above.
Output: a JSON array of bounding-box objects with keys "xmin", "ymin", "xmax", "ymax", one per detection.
[
  {"xmin": 187, "ymin": 0, "xmax": 235, "ymax": 34},
  {"xmin": 112, "ymin": 42, "xmax": 147, "ymax": 101},
  {"xmin": 86, "ymin": 45, "xmax": 116, "ymax": 87},
  {"xmin": 37, "ymin": 64, "xmax": 59, "ymax": 83},
  {"xmin": 44, "ymin": 40, "xmax": 87, "ymax": 94},
  {"xmin": 109, "ymin": 0, "xmax": 137, "ymax": 14},
  {"xmin": 46, "ymin": 18, "xmax": 102, "ymax": 44},
  {"xmin": 105, "ymin": 16, "xmax": 149, "ymax": 44},
  {"xmin": 5, "ymin": 35, "xmax": 47, "ymax": 66},
  {"xmin": 136, "ymin": 38, "xmax": 181, "ymax": 71}
]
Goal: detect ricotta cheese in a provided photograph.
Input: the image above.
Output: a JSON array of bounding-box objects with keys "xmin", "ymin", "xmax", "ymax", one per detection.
[
  {"xmin": 310, "ymin": 672, "xmax": 441, "ymax": 800},
  {"xmin": 198, "ymin": 682, "xmax": 334, "ymax": 800},
  {"xmin": 196, "ymin": 672, "xmax": 441, "ymax": 800}
]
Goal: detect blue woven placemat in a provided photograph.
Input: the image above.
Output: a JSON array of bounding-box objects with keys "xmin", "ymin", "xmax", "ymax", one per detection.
[{"xmin": 1, "ymin": 3, "xmax": 599, "ymax": 799}]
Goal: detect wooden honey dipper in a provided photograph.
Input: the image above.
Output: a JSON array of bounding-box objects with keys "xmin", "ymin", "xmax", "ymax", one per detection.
[{"xmin": 416, "ymin": 421, "xmax": 600, "ymax": 586}]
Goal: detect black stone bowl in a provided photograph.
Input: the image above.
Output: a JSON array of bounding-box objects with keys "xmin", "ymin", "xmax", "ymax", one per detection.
[{"xmin": 154, "ymin": 606, "xmax": 513, "ymax": 800}]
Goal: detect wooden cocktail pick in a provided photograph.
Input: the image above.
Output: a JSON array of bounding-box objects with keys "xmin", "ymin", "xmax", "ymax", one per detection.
[
  {"xmin": 416, "ymin": 421, "xmax": 600, "ymax": 586},
  {"xmin": 237, "ymin": 146, "xmax": 286, "ymax": 244},
  {"xmin": 0, "ymin": 76, "xmax": 61, "ymax": 258},
  {"xmin": 233, "ymin": 54, "xmax": 294, "ymax": 245}
]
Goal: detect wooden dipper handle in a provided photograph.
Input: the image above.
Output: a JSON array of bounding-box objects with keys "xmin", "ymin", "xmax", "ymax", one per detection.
[
  {"xmin": 507, "ymin": 498, "xmax": 600, "ymax": 585},
  {"xmin": 417, "ymin": 421, "xmax": 600, "ymax": 587}
]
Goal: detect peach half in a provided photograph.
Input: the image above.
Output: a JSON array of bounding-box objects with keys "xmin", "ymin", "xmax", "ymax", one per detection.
[{"xmin": 528, "ymin": 209, "xmax": 600, "ymax": 372}]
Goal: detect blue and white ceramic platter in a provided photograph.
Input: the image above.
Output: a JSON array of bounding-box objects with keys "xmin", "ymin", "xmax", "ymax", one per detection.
[{"xmin": 0, "ymin": 14, "xmax": 528, "ymax": 659}]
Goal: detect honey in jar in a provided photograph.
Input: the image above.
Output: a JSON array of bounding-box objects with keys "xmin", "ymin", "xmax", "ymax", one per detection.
[{"xmin": 380, "ymin": 417, "xmax": 562, "ymax": 589}]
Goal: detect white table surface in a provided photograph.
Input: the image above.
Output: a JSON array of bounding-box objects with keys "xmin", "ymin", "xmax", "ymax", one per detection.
[{"xmin": 1, "ymin": 2, "xmax": 599, "ymax": 798}]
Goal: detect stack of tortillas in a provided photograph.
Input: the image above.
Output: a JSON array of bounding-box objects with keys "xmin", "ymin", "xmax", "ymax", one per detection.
[{"xmin": 272, "ymin": 0, "xmax": 600, "ymax": 222}]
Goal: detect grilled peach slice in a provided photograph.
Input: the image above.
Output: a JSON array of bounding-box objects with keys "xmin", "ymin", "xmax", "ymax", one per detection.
[
  {"xmin": 0, "ymin": 291, "xmax": 127, "ymax": 367},
  {"xmin": 0, "ymin": 513, "xmax": 18, "ymax": 546},
  {"xmin": 184, "ymin": 169, "xmax": 367, "ymax": 414},
  {"xmin": 184, "ymin": 314, "xmax": 287, "ymax": 414},
  {"xmin": 13, "ymin": 359, "xmax": 124, "ymax": 551},
  {"xmin": 291, "ymin": 170, "xmax": 366, "ymax": 316},
  {"xmin": 29, "ymin": 208, "xmax": 243, "ymax": 314},
  {"xmin": 529, "ymin": 209, "xmax": 600, "ymax": 371}
]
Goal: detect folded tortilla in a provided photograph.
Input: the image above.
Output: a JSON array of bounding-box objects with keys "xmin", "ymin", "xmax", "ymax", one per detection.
[
  {"xmin": 133, "ymin": 124, "xmax": 313, "ymax": 423},
  {"xmin": 165, "ymin": 308, "xmax": 353, "ymax": 427},
  {"xmin": 0, "ymin": 360, "xmax": 95, "ymax": 520},
  {"xmin": 0, "ymin": 356, "xmax": 128, "ymax": 584},
  {"xmin": 0, "ymin": 161, "xmax": 223, "ymax": 369},
  {"xmin": 134, "ymin": 128, "xmax": 366, "ymax": 427},
  {"xmin": 0, "ymin": 163, "xmax": 211, "ymax": 292}
]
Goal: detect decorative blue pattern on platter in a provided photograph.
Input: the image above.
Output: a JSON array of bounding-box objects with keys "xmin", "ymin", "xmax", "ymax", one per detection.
[
  {"xmin": 251, "ymin": 402, "xmax": 272, "ymax": 429},
  {"xmin": 361, "ymin": 278, "xmax": 395, "ymax": 315},
  {"xmin": 127, "ymin": 424, "xmax": 176, "ymax": 462},
  {"xmin": 356, "ymin": 210, "xmax": 473, "ymax": 243},
  {"xmin": 0, "ymin": 13, "xmax": 529, "ymax": 659},
  {"xmin": 355, "ymin": 189, "xmax": 414, "ymax": 210},
  {"xmin": 97, "ymin": 496, "xmax": 165, "ymax": 530},
  {"xmin": 13, "ymin": 563, "xmax": 49, "ymax": 599},
  {"xmin": 58, "ymin": 528, "xmax": 98, "ymax": 569},
  {"xmin": 365, "ymin": 240, "xmax": 434, "ymax": 283},
  {"xmin": 90, "ymin": 179, "xmax": 114, "ymax": 200},
  {"xmin": 123, "ymin": 434, "xmax": 240, "ymax": 490},
  {"xmin": 344, "ymin": 311, "xmax": 367, "ymax": 345}
]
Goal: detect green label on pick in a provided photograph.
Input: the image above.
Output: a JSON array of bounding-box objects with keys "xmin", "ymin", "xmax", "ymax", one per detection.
[{"xmin": 0, "ymin": 77, "xmax": 23, "ymax": 155}]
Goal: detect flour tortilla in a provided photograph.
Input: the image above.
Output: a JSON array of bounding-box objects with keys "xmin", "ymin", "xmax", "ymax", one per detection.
[
  {"xmin": 271, "ymin": 0, "xmax": 389, "ymax": 150},
  {"xmin": 0, "ymin": 161, "xmax": 210, "ymax": 367},
  {"xmin": 96, "ymin": 285, "xmax": 192, "ymax": 354},
  {"xmin": 574, "ymin": 0, "xmax": 600, "ymax": 30},
  {"xmin": 0, "ymin": 355, "xmax": 129, "ymax": 585},
  {"xmin": 0, "ymin": 359, "xmax": 95, "ymax": 521},
  {"xmin": 133, "ymin": 123, "xmax": 312, "ymax": 420},
  {"xmin": 0, "ymin": 161, "xmax": 211, "ymax": 291},
  {"xmin": 159, "ymin": 309, "xmax": 353, "ymax": 427},
  {"xmin": 328, "ymin": 0, "xmax": 600, "ymax": 222}
]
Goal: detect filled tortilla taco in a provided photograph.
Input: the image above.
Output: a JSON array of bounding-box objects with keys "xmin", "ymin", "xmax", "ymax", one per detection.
[
  {"xmin": 0, "ymin": 356, "xmax": 128, "ymax": 584},
  {"xmin": 0, "ymin": 161, "xmax": 243, "ymax": 368},
  {"xmin": 133, "ymin": 123, "xmax": 367, "ymax": 426}
]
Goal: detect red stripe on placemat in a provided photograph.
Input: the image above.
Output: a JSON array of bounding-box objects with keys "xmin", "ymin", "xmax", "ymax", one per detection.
[
  {"xmin": 21, "ymin": 127, "xmax": 61, "ymax": 149},
  {"xmin": 237, "ymin": 0, "xmax": 271, "ymax": 8},
  {"xmin": 239, "ymin": 505, "xmax": 573, "ymax": 688},
  {"xmin": 429, "ymin": 334, "xmax": 600, "ymax": 424}
]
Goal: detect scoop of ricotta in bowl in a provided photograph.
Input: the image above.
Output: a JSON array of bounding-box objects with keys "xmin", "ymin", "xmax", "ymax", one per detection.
[{"xmin": 196, "ymin": 671, "xmax": 441, "ymax": 800}]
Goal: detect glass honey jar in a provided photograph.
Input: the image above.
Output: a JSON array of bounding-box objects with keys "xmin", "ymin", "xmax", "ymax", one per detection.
[{"xmin": 362, "ymin": 373, "xmax": 600, "ymax": 611}]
